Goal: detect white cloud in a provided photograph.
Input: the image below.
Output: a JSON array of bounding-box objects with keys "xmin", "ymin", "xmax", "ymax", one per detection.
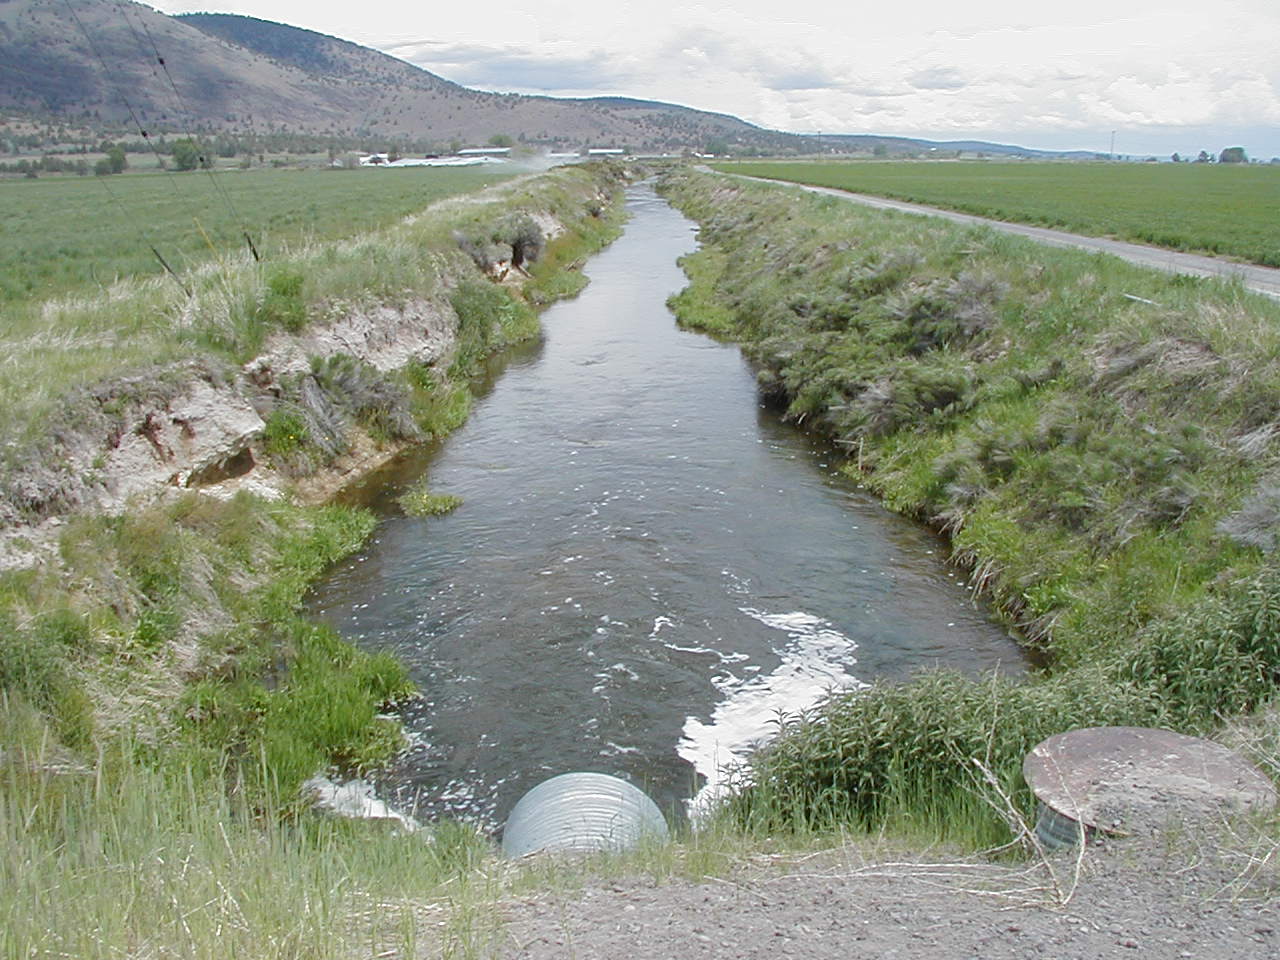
[{"xmin": 149, "ymin": 0, "xmax": 1280, "ymax": 155}]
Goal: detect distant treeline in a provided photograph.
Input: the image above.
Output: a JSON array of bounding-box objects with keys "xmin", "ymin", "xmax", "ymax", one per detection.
[{"xmin": 1, "ymin": 119, "xmax": 464, "ymax": 163}]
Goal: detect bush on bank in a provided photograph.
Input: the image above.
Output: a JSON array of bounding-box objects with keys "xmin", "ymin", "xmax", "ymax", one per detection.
[{"xmin": 660, "ymin": 169, "xmax": 1280, "ymax": 839}]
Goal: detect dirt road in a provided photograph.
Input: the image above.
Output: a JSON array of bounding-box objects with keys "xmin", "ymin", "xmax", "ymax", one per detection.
[
  {"xmin": 497, "ymin": 832, "xmax": 1279, "ymax": 959},
  {"xmin": 719, "ymin": 172, "xmax": 1280, "ymax": 301}
]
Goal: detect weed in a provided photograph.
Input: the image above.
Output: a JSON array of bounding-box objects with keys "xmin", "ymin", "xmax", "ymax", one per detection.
[
  {"xmin": 259, "ymin": 267, "xmax": 307, "ymax": 332},
  {"xmin": 398, "ymin": 481, "xmax": 463, "ymax": 517},
  {"xmin": 449, "ymin": 280, "xmax": 539, "ymax": 379},
  {"xmin": 262, "ymin": 407, "xmax": 312, "ymax": 462}
]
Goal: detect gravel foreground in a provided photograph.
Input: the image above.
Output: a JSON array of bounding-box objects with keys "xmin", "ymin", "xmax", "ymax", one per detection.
[{"xmin": 494, "ymin": 827, "xmax": 1279, "ymax": 959}]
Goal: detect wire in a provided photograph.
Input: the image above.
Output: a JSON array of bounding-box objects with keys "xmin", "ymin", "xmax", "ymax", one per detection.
[
  {"xmin": 123, "ymin": 3, "xmax": 261, "ymax": 261},
  {"xmin": 59, "ymin": 0, "xmax": 209, "ymax": 291}
]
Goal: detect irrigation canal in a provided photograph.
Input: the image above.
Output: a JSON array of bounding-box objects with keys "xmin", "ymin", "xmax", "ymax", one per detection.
[{"xmin": 307, "ymin": 184, "xmax": 1024, "ymax": 829}]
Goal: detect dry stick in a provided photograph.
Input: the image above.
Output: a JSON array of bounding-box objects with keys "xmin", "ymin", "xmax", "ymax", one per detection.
[
  {"xmin": 969, "ymin": 757, "xmax": 1071, "ymax": 905},
  {"xmin": 706, "ymin": 874, "xmax": 771, "ymax": 903}
]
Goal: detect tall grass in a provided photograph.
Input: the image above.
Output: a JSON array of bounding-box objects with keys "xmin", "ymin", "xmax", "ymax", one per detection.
[
  {"xmin": 661, "ymin": 168, "xmax": 1280, "ymax": 845},
  {"xmin": 0, "ymin": 164, "xmax": 621, "ymax": 447},
  {"xmin": 0, "ymin": 166, "xmax": 514, "ymax": 308},
  {"xmin": 0, "ymin": 696, "xmax": 496, "ymax": 960}
]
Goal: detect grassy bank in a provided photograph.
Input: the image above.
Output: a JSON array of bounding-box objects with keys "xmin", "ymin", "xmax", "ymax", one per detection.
[
  {"xmin": 1, "ymin": 163, "xmax": 628, "ymax": 958},
  {"xmin": 660, "ymin": 168, "xmax": 1280, "ymax": 842},
  {"xmin": 715, "ymin": 160, "xmax": 1280, "ymax": 267}
]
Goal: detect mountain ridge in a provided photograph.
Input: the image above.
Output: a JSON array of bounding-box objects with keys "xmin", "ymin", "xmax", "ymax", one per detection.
[{"xmin": 0, "ymin": 0, "xmax": 1085, "ymax": 156}]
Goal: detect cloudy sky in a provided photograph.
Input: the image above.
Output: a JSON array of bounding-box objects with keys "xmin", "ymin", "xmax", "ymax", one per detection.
[{"xmin": 149, "ymin": 1, "xmax": 1280, "ymax": 157}]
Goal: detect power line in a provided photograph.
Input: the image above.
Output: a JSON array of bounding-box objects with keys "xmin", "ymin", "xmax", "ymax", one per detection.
[
  {"xmin": 54, "ymin": 0, "xmax": 206, "ymax": 294},
  {"xmin": 120, "ymin": 2, "xmax": 260, "ymax": 261}
]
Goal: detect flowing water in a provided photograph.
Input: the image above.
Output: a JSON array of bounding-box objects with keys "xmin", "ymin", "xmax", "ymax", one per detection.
[{"xmin": 308, "ymin": 185, "xmax": 1023, "ymax": 829}]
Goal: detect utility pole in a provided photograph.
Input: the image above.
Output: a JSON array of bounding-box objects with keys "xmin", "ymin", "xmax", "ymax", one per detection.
[{"xmin": 1110, "ymin": 130, "xmax": 1116, "ymax": 161}]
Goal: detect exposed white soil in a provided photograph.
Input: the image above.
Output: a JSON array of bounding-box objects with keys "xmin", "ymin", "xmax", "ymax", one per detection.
[
  {"xmin": 0, "ymin": 293, "xmax": 456, "ymax": 571},
  {"xmin": 0, "ymin": 192, "xmax": 584, "ymax": 572}
]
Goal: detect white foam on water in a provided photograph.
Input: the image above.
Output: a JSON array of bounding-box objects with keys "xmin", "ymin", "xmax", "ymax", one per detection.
[
  {"xmin": 677, "ymin": 607, "xmax": 867, "ymax": 821},
  {"xmin": 303, "ymin": 776, "xmax": 419, "ymax": 832}
]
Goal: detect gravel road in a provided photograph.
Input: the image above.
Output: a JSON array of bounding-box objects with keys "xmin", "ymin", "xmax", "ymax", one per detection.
[
  {"xmin": 496, "ymin": 828, "xmax": 1279, "ymax": 959},
  {"xmin": 721, "ymin": 173, "xmax": 1280, "ymax": 301}
]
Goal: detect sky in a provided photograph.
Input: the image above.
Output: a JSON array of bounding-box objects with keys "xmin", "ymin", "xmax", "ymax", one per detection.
[{"xmin": 148, "ymin": 1, "xmax": 1280, "ymax": 158}]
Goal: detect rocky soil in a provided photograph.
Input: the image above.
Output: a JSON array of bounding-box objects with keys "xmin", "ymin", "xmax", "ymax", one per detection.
[{"xmin": 495, "ymin": 827, "xmax": 1279, "ymax": 959}]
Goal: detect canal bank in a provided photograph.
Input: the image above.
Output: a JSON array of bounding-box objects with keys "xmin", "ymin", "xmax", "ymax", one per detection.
[{"xmin": 657, "ymin": 167, "xmax": 1280, "ymax": 839}]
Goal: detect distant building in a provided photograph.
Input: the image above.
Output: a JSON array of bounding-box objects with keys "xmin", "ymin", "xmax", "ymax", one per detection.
[
  {"xmin": 458, "ymin": 147, "xmax": 512, "ymax": 156},
  {"xmin": 587, "ymin": 148, "xmax": 624, "ymax": 156}
]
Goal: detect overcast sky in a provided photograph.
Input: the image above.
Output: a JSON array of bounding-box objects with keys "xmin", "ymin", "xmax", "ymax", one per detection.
[{"xmin": 149, "ymin": 1, "xmax": 1280, "ymax": 158}]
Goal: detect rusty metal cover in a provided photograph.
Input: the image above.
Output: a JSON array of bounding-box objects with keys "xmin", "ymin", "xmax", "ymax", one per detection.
[{"xmin": 1023, "ymin": 726, "xmax": 1277, "ymax": 837}]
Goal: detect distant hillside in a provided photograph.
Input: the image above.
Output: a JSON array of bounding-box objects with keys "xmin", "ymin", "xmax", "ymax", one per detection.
[
  {"xmin": 0, "ymin": 0, "xmax": 1083, "ymax": 158},
  {"xmin": 176, "ymin": 13, "xmax": 464, "ymax": 93},
  {"xmin": 806, "ymin": 133, "xmax": 1097, "ymax": 159},
  {"xmin": 0, "ymin": 0, "xmax": 797, "ymax": 151}
]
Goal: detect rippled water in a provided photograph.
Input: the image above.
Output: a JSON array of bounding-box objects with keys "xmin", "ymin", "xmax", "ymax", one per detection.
[{"xmin": 307, "ymin": 185, "xmax": 1023, "ymax": 828}]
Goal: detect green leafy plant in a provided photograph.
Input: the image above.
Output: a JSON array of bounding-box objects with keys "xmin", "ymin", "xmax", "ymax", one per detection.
[{"xmin": 397, "ymin": 481, "xmax": 462, "ymax": 517}]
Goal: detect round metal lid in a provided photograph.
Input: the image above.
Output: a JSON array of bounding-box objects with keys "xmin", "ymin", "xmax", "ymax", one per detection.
[{"xmin": 1023, "ymin": 726, "xmax": 1276, "ymax": 837}]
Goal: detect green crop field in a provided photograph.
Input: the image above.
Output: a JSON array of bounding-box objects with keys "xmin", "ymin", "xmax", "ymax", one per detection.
[
  {"xmin": 714, "ymin": 160, "xmax": 1280, "ymax": 267},
  {"xmin": 0, "ymin": 166, "xmax": 515, "ymax": 306}
]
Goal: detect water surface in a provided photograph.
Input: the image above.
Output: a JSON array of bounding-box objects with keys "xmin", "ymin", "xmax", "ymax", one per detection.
[{"xmin": 309, "ymin": 185, "xmax": 1022, "ymax": 827}]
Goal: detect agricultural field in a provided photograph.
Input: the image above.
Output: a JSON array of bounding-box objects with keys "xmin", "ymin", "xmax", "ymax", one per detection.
[
  {"xmin": 0, "ymin": 165, "xmax": 515, "ymax": 306},
  {"xmin": 715, "ymin": 160, "xmax": 1280, "ymax": 267}
]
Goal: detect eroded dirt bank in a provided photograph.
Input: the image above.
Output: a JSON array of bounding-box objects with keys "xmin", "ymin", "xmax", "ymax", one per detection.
[{"xmin": 0, "ymin": 166, "xmax": 625, "ymax": 571}]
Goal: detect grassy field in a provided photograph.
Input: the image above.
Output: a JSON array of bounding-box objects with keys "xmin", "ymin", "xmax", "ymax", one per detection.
[
  {"xmin": 714, "ymin": 160, "xmax": 1280, "ymax": 267},
  {"xmin": 660, "ymin": 168, "xmax": 1280, "ymax": 841},
  {"xmin": 0, "ymin": 165, "xmax": 515, "ymax": 306}
]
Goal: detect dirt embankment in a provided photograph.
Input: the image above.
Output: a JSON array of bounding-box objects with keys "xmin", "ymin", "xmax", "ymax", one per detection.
[{"xmin": 0, "ymin": 178, "xmax": 611, "ymax": 572}]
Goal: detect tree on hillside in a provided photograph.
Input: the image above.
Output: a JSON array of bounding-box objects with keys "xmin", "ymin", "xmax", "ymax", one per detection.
[
  {"xmin": 488, "ymin": 133, "xmax": 514, "ymax": 148},
  {"xmin": 1219, "ymin": 146, "xmax": 1248, "ymax": 164}
]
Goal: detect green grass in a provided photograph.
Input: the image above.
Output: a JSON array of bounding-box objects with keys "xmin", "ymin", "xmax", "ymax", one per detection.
[
  {"xmin": 0, "ymin": 162, "xmax": 640, "ymax": 956},
  {"xmin": 715, "ymin": 160, "xmax": 1280, "ymax": 267},
  {"xmin": 0, "ymin": 166, "xmax": 514, "ymax": 307},
  {"xmin": 660, "ymin": 167, "xmax": 1280, "ymax": 845},
  {"xmin": 1, "ymin": 695, "xmax": 497, "ymax": 960}
]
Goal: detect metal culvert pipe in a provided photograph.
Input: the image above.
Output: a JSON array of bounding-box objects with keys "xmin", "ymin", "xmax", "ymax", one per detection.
[{"xmin": 501, "ymin": 772, "xmax": 669, "ymax": 859}]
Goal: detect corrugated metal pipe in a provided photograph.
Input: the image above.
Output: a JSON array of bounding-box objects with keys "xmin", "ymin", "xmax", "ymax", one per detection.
[{"xmin": 501, "ymin": 772, "xmax": 669, "ymax": 858}]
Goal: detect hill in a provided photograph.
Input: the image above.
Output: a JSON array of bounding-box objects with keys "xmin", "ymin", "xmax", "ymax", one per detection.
[
  {"xmin": 0, "ymin": 0, "xmax": 796, "ymax": 152},
  {"xmin": 0, "ymin": 1, "xmax": 1092, "ymax": 157}
]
